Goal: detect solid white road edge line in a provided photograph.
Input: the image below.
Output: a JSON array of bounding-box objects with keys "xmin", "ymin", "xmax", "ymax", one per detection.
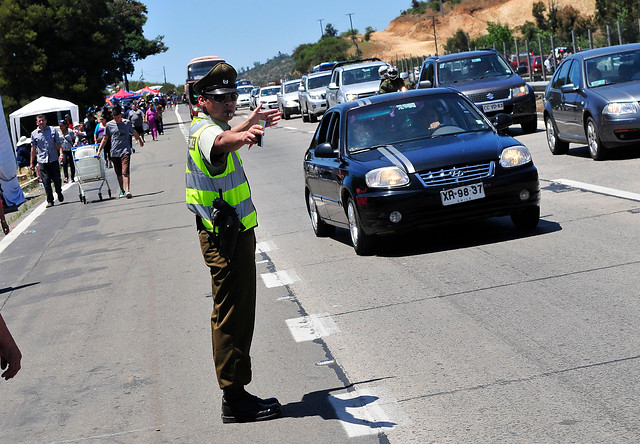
[
  {"xmin": 0, "ymin": 182, "xmax": 74, "ymax": 255},
  {"xmin": 554, "ymin": 179, "xmax": 640, "ymax": 202}
]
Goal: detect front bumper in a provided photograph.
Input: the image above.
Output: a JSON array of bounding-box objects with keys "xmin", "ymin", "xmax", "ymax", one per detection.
[
  {"xmin": 477, "ymin": 93, "xmax": 537, "ymax": 125},
  {"xmin": 355, "ymin": 165, "xmax": 540, "ymax": 236},
  {"xmin": 308, "ymin": 98, "xmax": 328, "ymax": 116},
  {"xmin": 598, "ymin": 114, "xmax": 640, "ymax": 147}
]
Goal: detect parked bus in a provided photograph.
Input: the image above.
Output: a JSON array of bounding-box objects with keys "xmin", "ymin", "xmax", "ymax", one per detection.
[{"xmin": 185, "ymin": 55, "xmax": 225, "ymax": 118}]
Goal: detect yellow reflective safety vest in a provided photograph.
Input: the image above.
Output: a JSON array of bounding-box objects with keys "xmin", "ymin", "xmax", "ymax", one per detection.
[{"xmin": 186, "ymin": 115, "xmax": 257, "ymax": 232}]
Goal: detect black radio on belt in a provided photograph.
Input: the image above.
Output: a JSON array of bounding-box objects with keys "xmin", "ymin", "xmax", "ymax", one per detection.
[{"xmin": 212, "ymin": 189, "xmax": 245, "ymax": 260}]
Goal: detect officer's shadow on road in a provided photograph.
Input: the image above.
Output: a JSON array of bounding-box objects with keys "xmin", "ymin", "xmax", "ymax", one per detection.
[{"xmin": 281, "ymin": 381, "xmax": 397, "ymax": 430}]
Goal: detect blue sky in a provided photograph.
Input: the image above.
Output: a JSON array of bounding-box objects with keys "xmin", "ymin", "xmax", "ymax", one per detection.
[{"xmin": 131, "ymin": 0, "xmax": 408, "ymax": 85}]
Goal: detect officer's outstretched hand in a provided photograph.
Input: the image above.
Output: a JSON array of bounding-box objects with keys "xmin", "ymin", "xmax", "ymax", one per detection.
[{"xmin": 250, "ymin": 104, "xmax": 282, "ymax": 128}]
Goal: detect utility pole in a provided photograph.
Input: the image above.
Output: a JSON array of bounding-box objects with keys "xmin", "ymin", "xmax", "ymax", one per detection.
[
  {"xmin": 347, "ymin": 13, "xmax": 361, "ymax": 58},
  {"xmin": 163, "ymin": 66, "xmax": 167, "ymax": 84},
  {"xmin": 317, "ymin": 19, "xmax": 324, "ymax": 39}
]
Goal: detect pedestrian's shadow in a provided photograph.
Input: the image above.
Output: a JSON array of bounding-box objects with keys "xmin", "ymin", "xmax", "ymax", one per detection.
[{"xmin": 281, "ymin": 380, "xmax": 396, "ymax": 429}]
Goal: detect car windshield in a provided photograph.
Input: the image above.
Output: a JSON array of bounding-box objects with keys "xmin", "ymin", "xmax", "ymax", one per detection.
[
  {"xmin": 437, "ymin": 54, "xmax": 512, "ymax": 84},
  {"xmin": 261, "ymin": 87, "xmax": 280, "ymax": 96},
  {"xmin": 342, "ymin": 66, "xmax": 383, "ymax": 85},
  {"xmin": 284, "ymin": 82, "xmax": 299, "ymax": 93},
  {"xmin": 238, "ymin": 86, "xmax": 253, "ymax": 94},
  {"xmin": 585, "ymin": 49, "xmax": 640, "ymax": 87},
  {"xmin": 308, "ymin": 73, "xmax": 332, "ymax": 89},
  {"xmin": 346, "ymin": 94, "xmax": 492, "ymax": 153}
]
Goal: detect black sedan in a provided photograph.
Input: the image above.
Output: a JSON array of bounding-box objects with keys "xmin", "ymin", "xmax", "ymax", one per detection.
[
  {"xmin": 304, "ymin": 88, "xmax": 540, "ymax": 255},
  {"xmin": 544, "ymin": 43, "xmax": 640, "ymax": 160}
]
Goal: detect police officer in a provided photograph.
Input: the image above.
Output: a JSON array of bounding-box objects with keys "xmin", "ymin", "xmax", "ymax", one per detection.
[
  {"xmin": 186, "ymin": 62, "xmax": 282, "ymax": 423},
  {"xmin": 379, "ymin": 66, "xmax": 406, "ymax": 94}
]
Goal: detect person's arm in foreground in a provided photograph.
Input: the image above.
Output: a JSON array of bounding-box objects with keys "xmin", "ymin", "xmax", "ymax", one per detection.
[{"xmin": 0, "ymin": 313, "xmax": 22, "ymax": 380}]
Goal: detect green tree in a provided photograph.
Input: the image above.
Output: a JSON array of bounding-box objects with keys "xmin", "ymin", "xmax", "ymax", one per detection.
[
  {"xmin": 532, "ymin": 1, "xmax": 547, "ymax": 30},
  {"xmin": 444, "ymin": 29, "xmax": 469, "ymax": 52},
  {"xmin": 0, "ymin": 0, "xmax": 166, "ymax": 120},
  {"xmin": 324, "ymin": 23, "xmax": 338, "ymax": 38},
  {"xmin": 519, "ymin": 21, "xmax": 540, "ymax": 41},
  {"xmin": 292, "ymin": 38, "xmax": 350, "ymax": 73},
  {"xmin": 472, "ymin": 22, "xmax": 514, "ymax": 52},
  {"xmin": 595, "ymin": 0, "xmax": 640, "ymax": 43},
  {"xmin": 364, "ymin": 26, "xmax": 376, "ymax": 41}
]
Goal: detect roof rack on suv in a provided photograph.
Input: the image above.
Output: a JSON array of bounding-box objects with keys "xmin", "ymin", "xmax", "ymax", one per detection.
[{"xmin": 330, "ymin": 58, "xmax": 382, "ymax": 72}]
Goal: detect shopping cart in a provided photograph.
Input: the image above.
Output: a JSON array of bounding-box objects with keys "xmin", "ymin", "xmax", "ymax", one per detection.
[{"xmin": 73, "ymin": 144, "xmax": 111, "ymax": 204}]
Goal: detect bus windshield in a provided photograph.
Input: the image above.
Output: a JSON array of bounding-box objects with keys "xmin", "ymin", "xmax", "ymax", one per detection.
[{"xmin": 187, "ymin": 57, "xmax": 224, "ymax": 82}]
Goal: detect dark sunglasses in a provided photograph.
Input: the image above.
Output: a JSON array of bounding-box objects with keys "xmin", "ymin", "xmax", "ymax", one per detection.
[{"xmin": 207, "ymin": 92, "xmax": 239, "ymax": 103}]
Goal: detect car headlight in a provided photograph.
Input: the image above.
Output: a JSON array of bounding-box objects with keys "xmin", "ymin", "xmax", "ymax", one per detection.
[
  {"xmin": 365, "ymin": 166, "xmax": 410, "ymax": 188},
  {"xmin": 603, "ymin": 102, "xmax": 640, "ymax": 115},
  {"xmin": 512, "ymin": 85, "xmax": 529, "ymax": 98},
  {"xmin": 346, "ymin": 93, "xmax": 357, "ymax": 101},
  {"xmin": 500, "ymin": 145, "xmax": 532, "ymax": 168},
  {"xmin": 310, "ymin": 93, "xmax": 323, "ymax": 100}
]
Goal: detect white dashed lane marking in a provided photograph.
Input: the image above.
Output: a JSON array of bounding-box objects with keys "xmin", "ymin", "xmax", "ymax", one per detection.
[
  {"xmin": 260, "ymin": 269, "xmax": 300, "ymax": 288},
  {"xmin": 554, "ymin": 179, "xmax": 640, "ymax": 202},
  {"xmin": 285, "ymin": 313, "xmax": 340, "ymax": 342}
]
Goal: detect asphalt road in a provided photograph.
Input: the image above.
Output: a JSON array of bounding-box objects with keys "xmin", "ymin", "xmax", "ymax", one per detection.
[{"xmin": 1, "ymin": 104, "xmax": 639, "ymax": 443}]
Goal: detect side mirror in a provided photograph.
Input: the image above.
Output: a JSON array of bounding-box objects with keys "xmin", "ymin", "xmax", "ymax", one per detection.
[
  {"xmin": 560, "ymin": 83, "xmax": 579, "ymax": 93},
  {"xmin": 328, "ymin": 82, "xmax": 338, "ymax": 90},
  {"xmin": 517, "ymin": 66, "xmax": 527, "ymax": 75},
  {"xmin": 418, "ymin": 80, "xmax": 432, "ymax": 89},
  {"xmin": 314, "ymin": 143, "xmax": 338, "ymax": 158},
  {"xmin": 492, "ymin": 113, "xmax": 512, "ymax": 131},
  {"xmin": 298, "ymin": 86, "xmax": 305, "ymax": 92}
]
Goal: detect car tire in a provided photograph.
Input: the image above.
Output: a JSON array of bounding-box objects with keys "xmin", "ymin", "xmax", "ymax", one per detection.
[
  {"xmin": 521, "ymin": 118, "xmax": 537, "ymax": 134},
  {"xmin": 346, "ymin": 198, "xmax": 373, "ymax": 256},
  {"xmin": 301, "ymin": 104, "xmax": 310, "ymax": 122},
  {"xmin": 511, "ymin": 206, "xmax": 540, "ymax": 231},
  {"xmin": 545, "ymin": 116, "xmax": 569, "ymax": 155},
  {"xmin": 307, "ymin": 192, "xmax": 333, "ymax": 237},
  {"xmin": 309, "ymin": 113, "xmax": 318, "ymax": 123},
  {"xmin": 283, "ymin": 109, "xmax": 290, "ymax": 120},
  {"xmin": 586, "ymin": 117, "xmax": 606, "ymax": 161}
]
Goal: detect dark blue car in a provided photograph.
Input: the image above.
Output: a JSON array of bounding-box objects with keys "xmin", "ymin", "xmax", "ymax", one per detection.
[
  {"xmin": 544, "ymin": 43, "xmax": 640, "ymax": 160},
  {"xmin": 304, "ymin": 88, "xmax": 540, "ymax": 255}
]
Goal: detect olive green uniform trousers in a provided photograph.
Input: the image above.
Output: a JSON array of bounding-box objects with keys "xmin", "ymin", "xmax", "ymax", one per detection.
[{"xmin": 198, "ymin": 225, "xmax": 256, "ymax": 389}]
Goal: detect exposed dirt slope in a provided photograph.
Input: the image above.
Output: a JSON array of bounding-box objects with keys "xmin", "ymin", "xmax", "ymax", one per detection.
[{"xmin": 364, "ymin": 0, "xmax": 596, "ymax": 60}]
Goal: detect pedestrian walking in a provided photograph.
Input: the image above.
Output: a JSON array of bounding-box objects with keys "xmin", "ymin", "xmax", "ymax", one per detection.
[
  {"xmin": 186, "ymin": 62, "xmax": 282, "ymax": 423},
  {"xmin": 58, "ymin": 120, "xmax": 77, "ymax": 183},
  {"xmin": 30, "ymin": 115, "xmax": 64, "ymax": 208},
  {"xmin": 129, "ymin": 103, "xmax": 145, "ymax": 143},
  {"xmin": 97, "ymin": 105, "xmax": 144, "ymax": 199},
  {"xmin": 146, "ymin": 105, "xmax": 158, "ymax": 141}
]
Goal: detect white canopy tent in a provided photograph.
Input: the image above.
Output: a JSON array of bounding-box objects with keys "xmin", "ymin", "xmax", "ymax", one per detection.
[{"xmin": 9, "ymin": 96, "xmax": 79, "ymax": 148}]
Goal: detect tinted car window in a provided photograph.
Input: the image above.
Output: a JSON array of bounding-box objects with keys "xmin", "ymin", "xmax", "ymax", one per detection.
[
  {"xmin": 585, "ymin": 49, "xmax": 640, "ymax": 87},
  {"xmin": 308, "ymin": 73, "xmax": 332, "ymax": 89},
  {"xmin": 567, "ymin": 60, "xmax": 581, "ymax": 87},
  {"xmin": 284, "ymin": 82, "xmax": 299, "ymax": 93},
  {"xmin": 551, "ymin": 60, "xmax": 572, "ymax": 89},
  {"xmin": 437, "ymin": 54, "xmax": 512, "ymax": 85},
  {"xmin": 342, "ymin": 66, "xmax": 382, "ymax": 85},
  {"xmin": 346, "ymin": 94, "xmax": 491, "ymax": 152}
]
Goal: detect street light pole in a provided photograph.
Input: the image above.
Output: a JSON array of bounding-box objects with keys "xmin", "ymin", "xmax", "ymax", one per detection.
[
  {"xmin": 347, "ymin": 13, "xmax": 361, "ymax": 58},
  {"xmin": 318, "ymin": 19, "xmax": 324, "ymax": 39}
]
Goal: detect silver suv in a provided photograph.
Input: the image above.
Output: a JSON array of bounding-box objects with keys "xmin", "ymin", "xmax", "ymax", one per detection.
[
  {"xmin": 298, "ymin": 71, "xmax": 332, "ymax": 123},
  {"xmin": 325, "ymin": 58, "xmax": 389, "ymax": 108},
  {"xmin": 276, "ymin": 79, "xmax": 301, "ymax": 120}
]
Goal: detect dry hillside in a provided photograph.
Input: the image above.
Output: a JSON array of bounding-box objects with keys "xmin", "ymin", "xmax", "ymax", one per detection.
[{"xmin": 364, "ymin": 0, "xmax": 596, "ymax": 59}]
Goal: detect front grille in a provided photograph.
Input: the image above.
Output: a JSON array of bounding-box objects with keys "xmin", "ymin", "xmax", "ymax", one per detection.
[
  {"xmin": 417, "ymin": 161, "xmax": 495, "ymax": 187},
  {"xmin": 468, "ymin": 89, "xmax": 510, "ymax": 103},
  {"xmin": 357, "ymin": 92, "xmax": 377, "ymax": 99}
]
